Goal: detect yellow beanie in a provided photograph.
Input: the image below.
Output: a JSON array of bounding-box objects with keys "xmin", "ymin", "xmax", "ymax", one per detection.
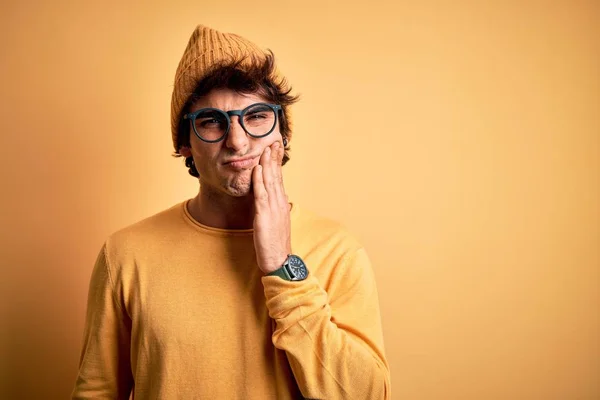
[{"xmin": 170, "ymin": 25, "xmax": 287, "ymax": 153}]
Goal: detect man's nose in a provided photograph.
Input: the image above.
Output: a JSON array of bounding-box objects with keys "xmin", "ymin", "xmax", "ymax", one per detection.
[{"xmin": 225, "ymin": 115, "xmax": 249, "ymax": 150}]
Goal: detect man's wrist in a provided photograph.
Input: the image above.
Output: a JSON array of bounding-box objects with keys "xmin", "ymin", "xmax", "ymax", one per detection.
[{"xmin": 261, "ymin": 253, "xmax": 290, "ymax": 274}]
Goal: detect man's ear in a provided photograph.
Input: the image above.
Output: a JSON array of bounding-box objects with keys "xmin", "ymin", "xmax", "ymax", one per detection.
[{"xmin": 179, "ymin": 146, "xmax": 192, "ymax": 157}]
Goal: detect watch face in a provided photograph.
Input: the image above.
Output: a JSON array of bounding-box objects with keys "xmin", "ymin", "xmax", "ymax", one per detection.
[{"xmin": 287, "ymin": 255, "xmax": 308, "ymax": 280}]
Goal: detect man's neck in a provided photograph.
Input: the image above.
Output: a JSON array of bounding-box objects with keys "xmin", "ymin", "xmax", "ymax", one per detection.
[{"xmin": 187, "ymin": 187, "xmax": 255, "ymax": 230}]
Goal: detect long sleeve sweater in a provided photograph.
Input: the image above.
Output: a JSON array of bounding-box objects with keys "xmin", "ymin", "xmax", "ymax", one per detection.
[{"xmin": 72, "ymin": 200, "xmax": 391, "ymax": 399}]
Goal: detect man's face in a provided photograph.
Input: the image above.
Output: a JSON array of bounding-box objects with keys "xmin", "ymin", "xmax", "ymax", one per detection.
[{"xmin": 179, "ymin": 88, "xmax": 283, "ymax": 197}]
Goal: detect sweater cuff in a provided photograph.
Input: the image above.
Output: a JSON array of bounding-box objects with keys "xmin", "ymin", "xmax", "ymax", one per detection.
[{"xmin": 261, "ymin": 273, "xmax": 328, "ymax": 320}]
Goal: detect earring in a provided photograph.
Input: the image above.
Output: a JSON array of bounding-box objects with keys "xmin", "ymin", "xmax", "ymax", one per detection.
[{"xmin": 185, "ymin": 157, "xmax": 195, "ymax": 169}]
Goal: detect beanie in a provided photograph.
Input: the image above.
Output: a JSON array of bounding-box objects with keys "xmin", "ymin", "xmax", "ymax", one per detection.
[{"xmin": 170, "ymin": 25, "xmax": 287, "ymax": 153}]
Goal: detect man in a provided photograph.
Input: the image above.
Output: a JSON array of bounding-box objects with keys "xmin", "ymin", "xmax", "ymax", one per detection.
[{"xmin": 72, "ymin": 25, "xmax": 390, "ymax": 399}]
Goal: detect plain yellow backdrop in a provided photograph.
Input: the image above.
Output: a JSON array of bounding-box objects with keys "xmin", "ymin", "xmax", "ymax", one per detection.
[{"xmin": 1, "ymin": 1, "xmax": 598, "ymax": 399}]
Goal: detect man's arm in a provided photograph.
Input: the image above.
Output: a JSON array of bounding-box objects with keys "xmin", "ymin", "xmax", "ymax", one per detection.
[
  {"xmin": 72, "ymin": 245, "xmax": 133, "ymax": 400},
  {"xmin": 262, "ymin": 246, "xmax": 391, "ymax": 400}
]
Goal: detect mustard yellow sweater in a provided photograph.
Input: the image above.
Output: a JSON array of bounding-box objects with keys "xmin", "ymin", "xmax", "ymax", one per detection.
[{"xmin": 72, "ymin": 200, "xmax": 390, "ymax": 399}]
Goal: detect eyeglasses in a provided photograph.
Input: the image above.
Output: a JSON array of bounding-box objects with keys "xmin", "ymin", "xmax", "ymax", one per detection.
[{"xmin": 183, "ymin": 103, "xmax": 282, "ymax": 143}]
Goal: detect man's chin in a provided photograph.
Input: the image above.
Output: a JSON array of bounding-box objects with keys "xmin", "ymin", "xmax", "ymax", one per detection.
[
  {"xmin": 225, "ymin": 187, "xmax": 251, "ymax": 197},
  {"xmin": 213, "ymin": 170, "xmax": 253, "ymax": 197},
  {"xmin": 223, "ymin": 181, "xmax": 252, "ymax": 197}
]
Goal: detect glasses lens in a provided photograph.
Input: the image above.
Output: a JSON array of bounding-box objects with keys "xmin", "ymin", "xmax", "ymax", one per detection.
[
  {"xmin": 243, "ymin": 104, "xmax": 276, "ymax": 137},
  {"xmin": 193, "ymin": 110, "xmax": 228, "ymax": 141}
]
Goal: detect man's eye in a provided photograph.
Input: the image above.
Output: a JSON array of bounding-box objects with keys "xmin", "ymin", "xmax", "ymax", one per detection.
[
  {"xmin": 199, "ymin": 119, "xmax": 221, "ymax": 127},
  {"xmin": 247, "ymin": 113, "xmax": 267, "ymax": 120}
]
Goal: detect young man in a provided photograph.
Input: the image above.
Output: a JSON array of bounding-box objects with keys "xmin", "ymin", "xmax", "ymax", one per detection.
[{"xmin": 72, "ymin": 25, "xmax": 391, "ymax": 400}]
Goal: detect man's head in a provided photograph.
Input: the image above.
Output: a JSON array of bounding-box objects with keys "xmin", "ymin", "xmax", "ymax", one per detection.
[{"xmin": 171, "ymin": 25, "xmax": 298, "ymax": 197}]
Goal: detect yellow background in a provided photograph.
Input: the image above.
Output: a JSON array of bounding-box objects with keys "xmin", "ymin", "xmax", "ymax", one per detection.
[{"xmin": 1, "ymin": 1, "xmax": 598, "ymax": 399}]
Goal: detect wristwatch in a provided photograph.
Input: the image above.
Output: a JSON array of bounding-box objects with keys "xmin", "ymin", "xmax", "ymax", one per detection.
[{"xmin": 266, "ymin": 254, "xmax": 309, "ymax": 281}]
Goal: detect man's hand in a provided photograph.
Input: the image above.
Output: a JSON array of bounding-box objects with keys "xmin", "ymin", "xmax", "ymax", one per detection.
[{"xmin": 252, "ymin": 141, "xmax": 291, "ymax": 274}]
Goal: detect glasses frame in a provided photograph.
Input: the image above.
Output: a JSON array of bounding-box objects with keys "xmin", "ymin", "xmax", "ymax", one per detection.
[{"xmin": 183, "ymin": 103, "xmax": 283, "ymax": 143}]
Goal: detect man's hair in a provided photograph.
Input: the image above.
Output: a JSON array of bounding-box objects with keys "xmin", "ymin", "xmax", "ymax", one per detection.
[{"xmin": 173, "ymin": 51, "xmax": 299, "ymax": 178}]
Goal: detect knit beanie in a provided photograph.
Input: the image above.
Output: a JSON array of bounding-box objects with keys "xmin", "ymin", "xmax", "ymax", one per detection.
[{"xmin": 170, "ymin": 24, "xmax": 288, "ymax": 153}]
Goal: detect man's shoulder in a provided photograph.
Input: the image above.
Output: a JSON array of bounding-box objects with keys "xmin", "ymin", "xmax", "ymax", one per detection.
[
  {"xmin": 104, "ymin": 201, "xmax": 186, "ymax": 254},
  {"xmin": 293, "ymin": 204, "xmax": 346, "ymax": 231},
  {"xmin": 293, "ymin": 204, "xmax": 363, "ymax": 253}
]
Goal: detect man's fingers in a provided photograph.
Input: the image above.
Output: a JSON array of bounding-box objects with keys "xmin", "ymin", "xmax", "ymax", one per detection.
[
  {"xmin": 271, "ymin": 142, "xmax": 287, "ymax": 208},
  {"xmin": 256, "ymin": 142, "xmax": 288, "ymax": 210},
  {"xmin": 271, "ymin": 141, "xmax": 283, "ymax": 165},
  {"xmin": 271, "ymin": 142, "xmax": 284, "ymax": 185},
  {"xmin": 253, "ymin": 165, "xmax": 268, "ymax": 208},
  {"xmin": 277, "ymin": 140, "xmax": 285, "ymax": 166},
  {"xmin": 261, "ymin": 146, "xmax": 276, "ymax": 194}
]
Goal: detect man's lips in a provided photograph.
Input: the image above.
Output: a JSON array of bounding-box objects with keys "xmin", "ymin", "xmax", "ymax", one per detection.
[{"xmin": 223, "ymin": 156, "xmax": 258, "ymax": 169}]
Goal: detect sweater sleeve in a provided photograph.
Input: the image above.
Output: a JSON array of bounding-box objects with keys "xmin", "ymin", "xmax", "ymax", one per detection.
[
  {"xmin": 71, "ymin": 245, "xmax": 133, "ymax": 400},
  {"xmin": 261, "ymin": 247, "xmax": 391, "ymax": 400}
]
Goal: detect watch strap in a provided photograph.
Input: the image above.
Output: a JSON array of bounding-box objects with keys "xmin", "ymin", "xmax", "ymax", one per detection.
[
  {"xmin": 266, "ymin": 263, "xmax": 291, "ymax": 280},
  {"xmin": 266, "ymin": 255, "xmax": 293, "ymax": 280}
]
